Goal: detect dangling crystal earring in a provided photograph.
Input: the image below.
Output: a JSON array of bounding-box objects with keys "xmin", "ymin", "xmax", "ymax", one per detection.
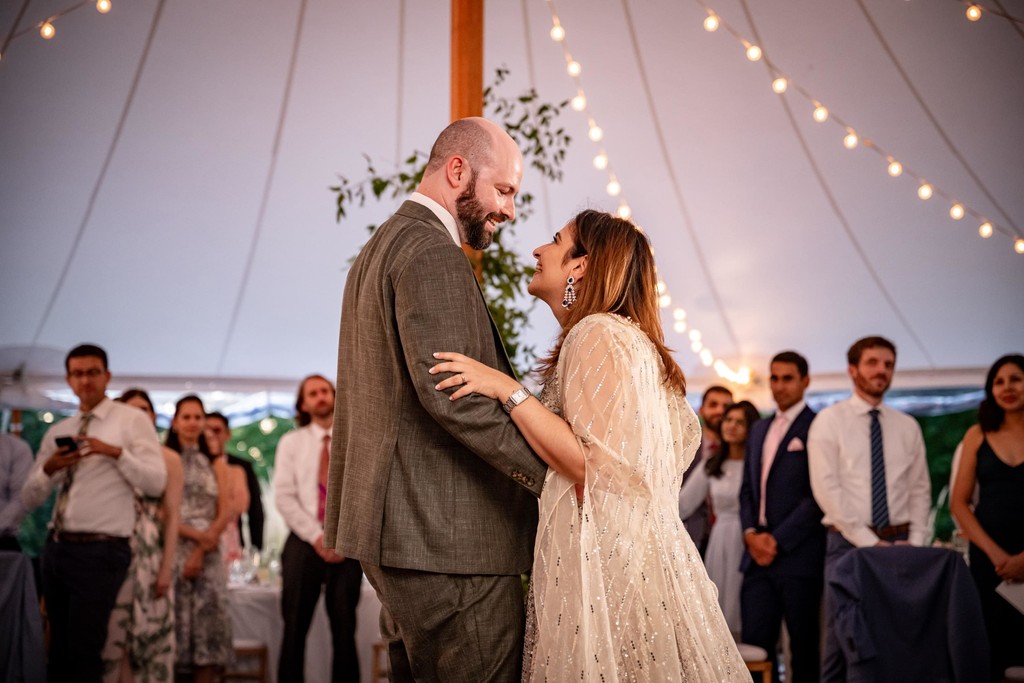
[{"xmin": 562, "ymin": 276, "xmax": 577, "ymax": 309}]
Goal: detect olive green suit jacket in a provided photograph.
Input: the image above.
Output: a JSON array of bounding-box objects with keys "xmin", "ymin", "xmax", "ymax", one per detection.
[{"xmin": 324, "ymin": 201, "xmax": 546, "ymax": 575}]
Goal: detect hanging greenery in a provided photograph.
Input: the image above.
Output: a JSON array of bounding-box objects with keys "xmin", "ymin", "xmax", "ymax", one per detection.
[{"xmin": 330, "ymin": 67, "xmax": 572, "ymax": 375}]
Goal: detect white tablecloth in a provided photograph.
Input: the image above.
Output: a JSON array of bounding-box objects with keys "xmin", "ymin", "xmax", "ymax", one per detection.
[{"xmin": 228, "ymin": 578, "xmax": 381, "ymax": 683}]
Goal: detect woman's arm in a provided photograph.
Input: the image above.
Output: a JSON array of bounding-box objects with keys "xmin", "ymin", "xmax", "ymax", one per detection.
[
  {"xmin": 430, "ymin": 353, "xmax": 584, "ymax": 483},
  {"xmin": 156, "ymin": 448, "xmax": 183, "ymax": 597},
  {"xmin": 950, "ymin": 426, "xmax": 1007, "ymax": 566},
  {"xmin": 228, "ymin": 464, "xmax": 250, "ymax": 517}
]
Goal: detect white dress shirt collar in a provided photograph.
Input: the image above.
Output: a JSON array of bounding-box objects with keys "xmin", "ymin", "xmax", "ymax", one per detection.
[
  {"xmin": 848, "ymin": 392, "xmax": 885, "ymax": 416},
  {"xmin": 776, "ymin": 400, "xmax": 807, "ymax": 424},
  {"xmin": 309, "ymin": 421, "xmax": 331, "ymax": 442},
  {"xmin": 409, "ymin": 192, "xmax": 460, "ymax": 246},
  {"xmin": 80, "ymin": 396, "xmax": 113, "ymax": 420}
]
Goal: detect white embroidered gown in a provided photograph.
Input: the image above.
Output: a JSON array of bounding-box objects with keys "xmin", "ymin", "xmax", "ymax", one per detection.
[{"xmin": 524, "ymin": 314, "xmax": 747, "ymax": 682}]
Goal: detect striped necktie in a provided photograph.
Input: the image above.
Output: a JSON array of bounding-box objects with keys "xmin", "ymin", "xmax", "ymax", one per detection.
[
  {"xmin": 869, "ymin": 408, "xmax": 890, "ymax": 529},
  {"xmin": 53, "ymin": 411, "xmax": 93, "ymax": 534}
]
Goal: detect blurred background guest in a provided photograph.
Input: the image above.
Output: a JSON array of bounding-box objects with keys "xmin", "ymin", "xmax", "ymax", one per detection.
[
  {"xmin": 680, "ymin": 399, "xmax": 760, "ymax": 637},
  {"xmin": 682, "ymin": 385, "xmax": 734, "ymax": 557},
  {"xmin": 167, "ymin": 395, "xmax": 233, "ymax": 682},
  {"xmin": 0, "ymin": 432, "xmax": 32, "ymax": 551},
  {"xmin": 951, "ymin": 354, "xmax": 1024, "ymax": 680},
  {"xmin": 205, "ymin": 412, "xmax": 264, "ymax": 551},
  {"xmin": 103, "ymin": 388, "xmax": 184, "ymax": 682}
]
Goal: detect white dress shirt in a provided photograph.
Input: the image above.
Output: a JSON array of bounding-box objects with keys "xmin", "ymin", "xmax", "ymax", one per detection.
[
  {"xmin": 21, "ymin": 398, "xmax": 166, "ymax": 537},
  {"xmin": 410, "ymin": 192, "xmax": 460, "ymax": 245},
  {"xmin": 808, "ymin": 394, "xmax": 932, "ymax": 547},
  {"xmin": 1, "ymin": 433, "xmax": 34, "ymax": 535},
  {"xmin": 273, "ymin": 422, "xmax": 330, "ymax": 544}
]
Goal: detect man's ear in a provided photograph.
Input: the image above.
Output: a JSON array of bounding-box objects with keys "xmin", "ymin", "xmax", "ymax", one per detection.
[{"xmin": 445, "ymin": 155, "xmax": 468, "ymax": 189}]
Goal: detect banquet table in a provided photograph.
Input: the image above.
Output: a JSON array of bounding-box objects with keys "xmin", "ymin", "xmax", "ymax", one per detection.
[{"xmin": 228, "ymin": 577, "xmax": 382, "ymax": 683}]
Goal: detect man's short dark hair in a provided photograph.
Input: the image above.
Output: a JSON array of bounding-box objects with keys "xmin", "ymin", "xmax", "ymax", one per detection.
[
  {"xmin": 771, "ymin": 350, "xmax": 809, "ymax": 378},
  {"xmin": 65, "ymin": 344, "xmax": 108, "ymax": 373},
  {"xmin": 206, "ymin": 411, "xmax": 229, "ymax": 429},
  {"xmin": 701, "ymin": 385, "xmax": 733, "ymax": 404},
  {"xmin": 847, "ymin": 336, "xmax": 896, "ymax": 366}
]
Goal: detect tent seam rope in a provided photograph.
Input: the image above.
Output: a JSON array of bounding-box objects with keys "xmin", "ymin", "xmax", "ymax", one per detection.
[
  {"xmin": 738, "ymin": 0, "xmax": 936, "ymax": 368},
  {"xmin": 520, "ymin": 0, "xmax": 555, "ymax": 233}
]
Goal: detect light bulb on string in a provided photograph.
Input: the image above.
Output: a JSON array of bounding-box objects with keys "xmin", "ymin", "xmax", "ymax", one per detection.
[
  {"xmin": 658, "ymin": 294, "xmax": 671, "ymax": 308},
  {"xmin": 40, "ymin": 22, "xmax": 55, "ymax": 39},
  {"xmin": 673, "ymin": 308, "xmax": 687, "ymax": 321},
  {"xmin": 96, "ymin": 0, "xmax": 111, "ymax": 13},
  {"xmin": 966, "ymin": 5, "xmax": 982, "ymax": 21},
  {"xmin": 606, "ymin": 178, "xmax": 622, "ymax": 197},
  {"xmin": 812, "ymin": 105, "xmax": 829, "ymax": 123},
  {"xmin": 700, "ymin": 349, "xmax": 714, "ymax": 366},
  {"xmin": 950, "ymin": 203, "xmax": 965, "ymax": 220},
  {"xmin": 588, "ymin": 125, "xmax": 603, "ymax": 142},
  {"xmin": 771, "ymin": 77, "xmax": 787, "ymax": 94},
  {"xmin": 843, "ymin": 130, "xmax": 859, "ymax": 149},
  {"xmin": 691, "ymin": 340, "xmax": 703, "ymax": 353},
  {"xmin": 550, "ymin": 24, "xmax": 565, "ymax": 41},
  {"xmin": 979, "ymin": 222, "xmax": 993, "ymax": 238},
  {"xmin": 746, "ymin": 44, "xmax": 762, "ymax": 62},
  {"xmin": 688, "ymin": 329, "xmax": 702, "ymax": 342},
  {"xmin": 571, "ymin": 94, "xmax": 586, "ymax": 111},
  {"xmin": 887, "ymin": 159, "xmax": 903, "ymax": 177},
  {"xmin": 673, "ymin": 320, "xmax": 687, "ymax": 334},
  {"xmin": 567, "ymin": 60, "xmax": 581, "ymax": 77},
  {"xmin": 617, "ymin": 202, "xmax": 632, "ymax": 220},
  {"xmin": 704, "ymin": 14, "xmax": 720, "ymax": 32},
  {"xmin": 917, "ymin": 183, "xmax": 933, "ymax": 200},
  {"xmin": 656, "ymin": 280, "xmax": 667, "ymax": 295},
  {"xmin": 1015, "ymin": 238, "xmax": 1024, "ymax": 254},
  {"xmin": 593, "ymin": 152, "xmax": 608, "ymax": 170}
]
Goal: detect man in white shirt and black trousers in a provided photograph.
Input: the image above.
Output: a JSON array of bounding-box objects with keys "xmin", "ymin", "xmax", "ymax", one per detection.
[
  {"xmin": 808, "ymin": 335, "xmax": 932, "ymax": 682},
  {"xmin": 22, "ymin": 344, "xmax": 166, "ymax": 682},
  {"xmin": 273, "ymin": 374, "xmax": 362, "ymax": 682}
]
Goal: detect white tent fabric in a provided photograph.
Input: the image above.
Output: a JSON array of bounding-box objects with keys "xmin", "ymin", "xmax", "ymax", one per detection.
[{"xmin": 2, "ymin": 0, "xmax": 1022, "ymax": 405}]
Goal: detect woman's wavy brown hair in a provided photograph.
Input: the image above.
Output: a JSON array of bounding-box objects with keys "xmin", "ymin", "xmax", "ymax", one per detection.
[{"xmin": 536, "ymin": 209, "xmax": 685, "ymax": 395}]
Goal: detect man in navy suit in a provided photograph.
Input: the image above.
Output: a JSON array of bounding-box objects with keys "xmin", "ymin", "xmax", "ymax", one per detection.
[{"xmin": 739, "ymin": 351, "xmax": 825, "ymax": 682}]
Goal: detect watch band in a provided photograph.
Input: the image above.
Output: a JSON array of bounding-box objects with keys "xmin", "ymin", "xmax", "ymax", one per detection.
[{"xmin": 503, "ymin": 387, "xmax": 531, "ymax": 414}]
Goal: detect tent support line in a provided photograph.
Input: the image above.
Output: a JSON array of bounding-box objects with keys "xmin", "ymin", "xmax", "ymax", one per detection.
[
  {"xmin": 619, "ymin": 0, "xmax": 743, "ymax": 356},
  {"xmin": 394, "ymin": 0, "xmax": 406, "ymax": 162},
  {"xmin": 738, "ymin": 0, "xmax": 936, "ymax": 368},
  {"xmin": 29, "ymin": 0, "xmax": 168, "ymax": 348},
  {"xmin": 520, "ymin": 0, "xmax": 555, "ymax": 232},
  {"xmin": 856, "ymin": 0, "xmax": 1020, "ymax": 234},
  {"xmin": 1, "ymin": 0, "xmax": 32, "ymax": 57},
  {"xmin": 216, "ymin": 0, "xmax": 308, "ymax": 375}
]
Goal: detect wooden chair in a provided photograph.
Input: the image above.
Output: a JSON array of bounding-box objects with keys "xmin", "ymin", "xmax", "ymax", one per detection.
[
  {"xmin": 372, "ymin": 641, "xmax": 389, "ymax": 680},
  {"xmin": 222, "ymin": 639, "xmax": 269, "ymax": 683},
  {"xmin": 736, "ymin": 642, "xmax": 772, "ymax": 683}
]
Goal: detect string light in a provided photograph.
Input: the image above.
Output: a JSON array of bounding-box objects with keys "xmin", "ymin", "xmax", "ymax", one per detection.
[
  {"xmin": 979, "ymin": 222, "xmax": 993, "ymax": 238},
  {"xmin": 40, "ymin": 22, "xmax": 56, "ymax": 39},
  {"xmin": 1016, "ymin": 238, "xmax": 1024, "ymax": 254},
  {"xmin": 544, "ymin": 0, "xmax": 751, "ymax": 383},
  {"xmin": 696, "ymin": 0, "xmax": 1023, "ymax": 257},
  {"xmin": 96, "ymin": 0, "xmax": 111, "ymax": 13}
]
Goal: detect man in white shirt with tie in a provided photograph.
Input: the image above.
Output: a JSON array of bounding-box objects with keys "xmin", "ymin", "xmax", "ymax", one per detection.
[
  {"xmin": 22, "ymin": 344, "xmax": 166, "ymax": 682},
  {"xmin": 808, "ymin": 336, "xmax": 931, "ymax": 681},
  {"xmin": 273, "ymin": 374, "xmax": 362, "ymax": 682}
]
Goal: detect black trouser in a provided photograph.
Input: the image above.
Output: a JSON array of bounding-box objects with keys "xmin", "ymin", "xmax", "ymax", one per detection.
[
  {"xmin": 43, "ymin": 536, "xmax": 131, "ymax": 683},
  {"xmin": 279, "ymin": 533, "xmax": 363, "ymax": 683},
  {"xmin": 741, "ymin": 565, "xmax": 822, "ymax": 683}
]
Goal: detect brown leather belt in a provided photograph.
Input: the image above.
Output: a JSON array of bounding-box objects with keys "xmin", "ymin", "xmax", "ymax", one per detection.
[
  {"xmin": 828, "ymin": 523, "xmax": 910, "ymax": 540},
  {"xmin": 48, "ymin": 531, "xmax": 128, "ymax": 544}
]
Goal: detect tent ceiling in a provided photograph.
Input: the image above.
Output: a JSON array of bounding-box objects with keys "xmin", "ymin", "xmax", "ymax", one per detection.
[{"xmin": 2, "ymin": 0, "xmax": 1021, "ymax": 402}]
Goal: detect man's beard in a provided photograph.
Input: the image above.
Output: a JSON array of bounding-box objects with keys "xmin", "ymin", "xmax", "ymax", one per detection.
[{"xmin": 455, "ymin": 171, "xmax": 506, "ymax": 250}]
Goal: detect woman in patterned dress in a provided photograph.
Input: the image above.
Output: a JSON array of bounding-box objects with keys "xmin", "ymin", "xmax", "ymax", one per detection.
[
  {"xmin": 166, "ymin": 395, "xmax": 233, "ymax": 682},
  {"xmin": 102, "ymin": 389, "xmax": 184, "ymax": 682},
  {"xmin": 432, "ymin": 210, "xmax": 747, "ymax": 681}
]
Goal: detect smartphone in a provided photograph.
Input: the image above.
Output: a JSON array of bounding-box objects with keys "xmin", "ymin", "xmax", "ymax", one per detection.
[{"xmin": 55, "ymin": 436, "xmax": 78, "ymax": 452}]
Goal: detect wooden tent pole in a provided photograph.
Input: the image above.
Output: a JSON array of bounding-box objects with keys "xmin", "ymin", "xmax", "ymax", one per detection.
[{"xmin": 451, "ymin": 0, "xmax": 485, "ymax": 279}]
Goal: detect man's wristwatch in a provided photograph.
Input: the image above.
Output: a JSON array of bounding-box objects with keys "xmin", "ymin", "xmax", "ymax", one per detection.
[{"xmin": 503, "ymin": 386, "xmax": 531, "ymax": 414}]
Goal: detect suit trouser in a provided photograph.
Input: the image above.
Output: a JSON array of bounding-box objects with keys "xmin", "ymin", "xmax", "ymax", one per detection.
[
  {"xmin": 821, "ymin": 529, "xmax": 908, "ymax": 682},
  {"xmin": 740, "ymin": 564, "xmax": 822, "ymax": 683},
  {"xmin": 279, "ymin": 533, "xmax": 363, "ymax": 683},
  {"xmin": 361, "ymin": 562, "xmax": 525, "ymax": 683},
  {"xmin": 42, "ymin": 536, "xmax": 131, "ymax": 683}
]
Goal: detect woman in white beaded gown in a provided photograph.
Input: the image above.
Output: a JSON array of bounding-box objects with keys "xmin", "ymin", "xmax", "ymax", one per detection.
[{"xmin": 431, "ymin": 209, "xmax": 747, "ymax": 681}]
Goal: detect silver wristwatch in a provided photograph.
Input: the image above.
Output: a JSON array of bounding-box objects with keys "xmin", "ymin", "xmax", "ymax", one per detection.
[{"xmin": 503, "ymin": 386, "xmax": 531, "ymax": 414}]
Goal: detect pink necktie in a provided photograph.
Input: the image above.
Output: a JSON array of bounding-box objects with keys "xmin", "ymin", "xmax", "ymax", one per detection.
[
  {"xmin": 318, "ymin": 434, "xmax": 330, "ymax": 523},
  {"xmin": 759, "ymin": 414, "xmax": 788, "ymax": 527}
]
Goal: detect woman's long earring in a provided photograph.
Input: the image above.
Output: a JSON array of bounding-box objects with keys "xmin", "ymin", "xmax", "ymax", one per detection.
[{"xmin": 562, "ymin": 276, "xmax": 577, "ymax": 309}]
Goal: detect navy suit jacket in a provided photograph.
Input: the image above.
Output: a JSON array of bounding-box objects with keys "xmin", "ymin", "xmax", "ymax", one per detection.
[{"xmin": 739, "ymin": 405, "xmax": 825, "ymax": 577}]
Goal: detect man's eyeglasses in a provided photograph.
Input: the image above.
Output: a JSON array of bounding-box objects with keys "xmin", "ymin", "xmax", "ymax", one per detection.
[{"xmin": 68, "ymin": 369, "xmax": 104, "ymax": 379}]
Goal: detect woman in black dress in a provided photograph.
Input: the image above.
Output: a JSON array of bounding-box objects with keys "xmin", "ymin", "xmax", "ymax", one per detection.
[{"xmin": 952, "ymin": 354, "xmax": 1024, "ymax": 679}]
